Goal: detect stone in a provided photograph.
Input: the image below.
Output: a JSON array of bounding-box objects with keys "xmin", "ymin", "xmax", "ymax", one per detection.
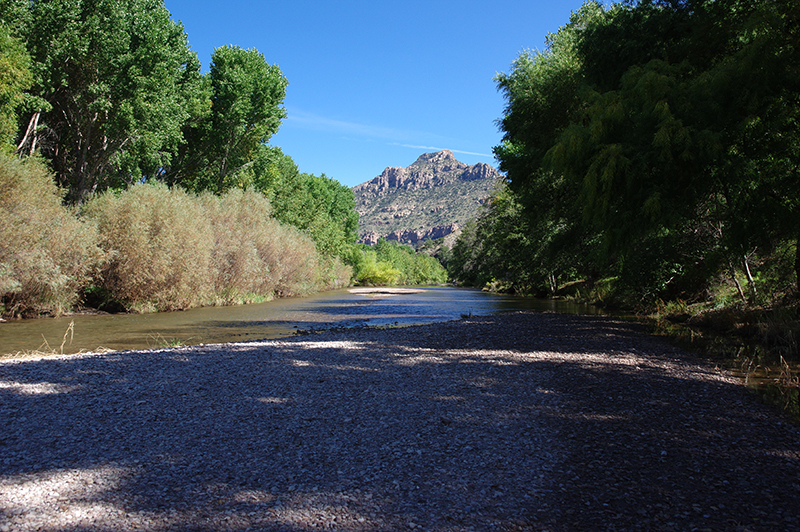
[{"xmin": 353, "ymin": 150, "xmax": 502, "ymax": 246}]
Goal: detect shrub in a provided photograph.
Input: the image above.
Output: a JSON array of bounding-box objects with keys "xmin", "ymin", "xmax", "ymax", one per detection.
[
  {"xmin": 84, "ymin": 184, "xmax": 350, "ymax": 312},
  {"xmin": 204, "ymin": 189, "xmax": 328, "ymax": 302},
  {"xmin": 0, "ymin": 154, "xmax": 104, "ymax": 317},
  {"xmin": 83, "ymin": 183, "xmax": 214, "ymax": 312},
  {"xmin": 317, "ymin": 256, "xmax": 353, "ymax": 291},
  {"xmin": 202, "ymin": 189, "xmax": 277, "ymax": 304}
]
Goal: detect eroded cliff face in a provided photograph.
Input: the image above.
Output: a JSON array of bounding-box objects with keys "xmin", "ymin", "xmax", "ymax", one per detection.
[{"xmin": 352, "ymin": 150, "xmax": 502, "ymax": 246}]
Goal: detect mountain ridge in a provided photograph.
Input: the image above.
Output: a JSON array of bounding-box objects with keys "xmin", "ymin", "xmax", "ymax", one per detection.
[{"xmin": 352, "ymin": 150, "xmax": 502, "ymax": 246}]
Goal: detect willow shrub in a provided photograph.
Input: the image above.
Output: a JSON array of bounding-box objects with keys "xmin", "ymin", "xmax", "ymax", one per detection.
[
  {"xmin": 84, "ymin": 184, "xmax": 345, "ymax": 312},
  {"xmin": 83, "ymin": 183, "xmax": 214, "ymax": 312},
  {"xmin": 203, "ymin": 189, "xmax": 327, "ymax": 303},
  {"xmin": 0, "ymin": 154, "xmax": 104, "ymax": 317}
]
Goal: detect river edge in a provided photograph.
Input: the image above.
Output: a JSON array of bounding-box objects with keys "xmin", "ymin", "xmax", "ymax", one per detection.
[{"xmin": 1, "ymin": 311, "xmax": 798, "ymax": 531}]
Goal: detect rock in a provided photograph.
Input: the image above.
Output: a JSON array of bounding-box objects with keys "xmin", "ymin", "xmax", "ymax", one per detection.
[{"xmin": 353, "ymin": 150, "xmax": 502, "ymax": 246}]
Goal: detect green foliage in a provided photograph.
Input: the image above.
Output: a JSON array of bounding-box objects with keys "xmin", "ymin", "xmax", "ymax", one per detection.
[
  {"xmin": 488, "ymin": 0, "xmax": 800, "ymax": 306},
  {"xmin": 169, "ymin": 46, "xmax": 287, "ymax": 193},
  {"xmin": 0, "ymin": 24, "xmax": 30, "ymax": 149},
  {"xmin": 0, "ymin": 1, "xmax": 360, "ymax": 316},
  {"xmin": 253, "ymin": 146, "xmax": 358, "ymax": 258},
  {"xmin": 0, "ymin": 153, "xmax": 104, "ymax": 317},
  {"xmin": 448, "ymin": 183, "xmax": 586, "ymax": 294},
  {"xmin": 19, "ymin": 0, "xmax": 201, "ymax": 203},
  {"xmin": 347, "ymin": 239, "xmax": 447, "ymax": 286},
  {"xmin": 348, "ymin": 247, "xmax": 402, "ymax": 286},
  {"xmin": 447, "ymin": 221, "xmax": 485, "ymax": 287}
]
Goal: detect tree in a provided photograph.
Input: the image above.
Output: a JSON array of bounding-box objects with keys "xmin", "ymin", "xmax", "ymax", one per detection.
[
  {"xmin": 18, "ymin": 0, "xmax": 201, "ymax": 203},
  {"xmin": 250, "ymin": 146, "xmax": 358, "ymax": 258},
  {"xmin": 169, "ymin": 46, "xmax": 287, "ymax": 193},
  {"xmin": 0, "ymin": 24, "xmax": 30, "ymax": 149},
  {"xmin": 493, "ymin": 0, "xmax": 800, "ymax": 301},
  {"xmin": 492, "ymin": 3, "xmax": 606, "ymax": 288}
]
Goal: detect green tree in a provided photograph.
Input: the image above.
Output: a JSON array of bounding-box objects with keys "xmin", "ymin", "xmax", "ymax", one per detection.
[
  {"xmin": 0, "ymin": 24, "xmax": 30, "ymax": 149},
  {"xmin": 492, "ymin": 3, "xmax": 606, "ymax": 289},
  {"xmin": 252, "ymin": 146, "xmax": 358, "ymax": 258},
  {"xmin": 170, "ymin": 46, "xmax": 287, "ymax": 193},
  {"xmin": 18, "ymin": 0, "xmax": 200, "ymax": 203},
  {"xmin": 494, "ymin": 0, "xmax": 800, "ymax": 301},
  {"xmin": 370, "ymin": 238, "xmax": 447, "ymax": 285}
]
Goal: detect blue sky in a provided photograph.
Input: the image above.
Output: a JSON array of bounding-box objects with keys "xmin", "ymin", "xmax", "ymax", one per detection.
[{"xmin": 163, "ymin": 0, "xmax": 588, "ymax": 188}]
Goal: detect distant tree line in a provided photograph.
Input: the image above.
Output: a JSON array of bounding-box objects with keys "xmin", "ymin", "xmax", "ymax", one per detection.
[
  {"xmin": 0, "ymin": 0, "xmax": 444, "ymax": 317},
  {"xmin": 449, "ymin": 0, "xmax": 799, "ymax": 308},
  {"xmin": 347, "ymin": 239, "xmax": 448, "ymax": 286}
]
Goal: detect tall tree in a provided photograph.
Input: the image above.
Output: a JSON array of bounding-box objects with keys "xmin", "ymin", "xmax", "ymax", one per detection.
[
  {"xmin": 493, "ymin": 0, "xmax": 800, "ymax": 299},
  {"xmin": 493, "ymin": 2, "xmax": 606, "ymax": 286},
  {"xmin": 0, "ymin": 24, "xmax": 31, "ymax": 149},
  {"xmin": 18, "ymin": 0, "xmax": 201, "ymax": 203},
  {"xmin": 253, "ymin": 146, "xmax": 358, "ymax": 258},
  {"xmin": 209, "ymin": 45, "xmax": 287, "ymax": 191},
  {"xmin": 169, "ymin": 46, "xmax": 287, "ymax": 193}
]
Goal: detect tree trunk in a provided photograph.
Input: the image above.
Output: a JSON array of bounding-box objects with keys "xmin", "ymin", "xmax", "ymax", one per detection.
[
  {"xmin": 743, "ymin": 254, "xmax": 757, "ymax": 303},
  {"xmin": 730, "ymin": 261, "xmax": 746, "ymax": 303},
  {"xmin": 16, "ymin": 111, "xmax": 41, "ymax": 156}
]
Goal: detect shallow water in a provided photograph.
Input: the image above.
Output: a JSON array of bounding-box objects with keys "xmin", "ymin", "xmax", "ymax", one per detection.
[{"xmin": 0, "ymin": 286, "xmax": 602, "ymax": 357}]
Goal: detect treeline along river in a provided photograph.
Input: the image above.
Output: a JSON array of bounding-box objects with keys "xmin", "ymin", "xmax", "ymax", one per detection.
[{"xmin": 0, "ymin": 287, "xmax": 603, "ymax": 357}]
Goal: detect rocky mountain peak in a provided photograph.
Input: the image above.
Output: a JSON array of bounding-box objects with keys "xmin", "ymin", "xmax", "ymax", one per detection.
[
  {"xmin": 352, "ymin": 150, "xmax": 502, "ymax": 247},
  {"xmin": 412, "ymin": 149, "xmax": 457, "ymax": 166},
  {"xmin": 354, "ymin": 150, "xmax": 495, "ymax": 195}
]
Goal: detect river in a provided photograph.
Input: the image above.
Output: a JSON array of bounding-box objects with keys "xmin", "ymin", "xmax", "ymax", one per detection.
[{"xmin": 0, "ymin": 286, "xmax": 602, "ymax": 357}]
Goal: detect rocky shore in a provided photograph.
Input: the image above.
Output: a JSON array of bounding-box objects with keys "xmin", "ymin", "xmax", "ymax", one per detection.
[{"xmin": 1, "ymin": 312, "xmax": 798, "ymax": 531}]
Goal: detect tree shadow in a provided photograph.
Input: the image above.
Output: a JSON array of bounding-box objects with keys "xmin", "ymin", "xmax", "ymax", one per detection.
[{"xmin": 1, "ymin": 312, "xmax": 798, "ymax": 531}]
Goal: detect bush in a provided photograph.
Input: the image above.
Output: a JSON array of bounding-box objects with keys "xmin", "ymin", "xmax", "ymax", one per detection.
[
  {"xmin": 346, "ymin": 240, "xmax": 447, "ymax": 286},
  {"xmin": 0, "ymin": 154, "xmax": 104, "ymax": 317},
  {"xmin": 83, "ymin": 183, "xmax": 214, "ymax": 312},
  {"xmin": 202, "ymin": 189, "xmax": 278, "ymax": 304},
  {"xmin": 84, "ymin": 184, "xmax": 351, "ymax": 312}
]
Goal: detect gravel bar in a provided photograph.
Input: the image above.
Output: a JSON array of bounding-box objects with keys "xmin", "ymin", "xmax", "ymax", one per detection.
[{"xmin": 1, "ymin": 311, "xmax": 798, "ymax": 531}]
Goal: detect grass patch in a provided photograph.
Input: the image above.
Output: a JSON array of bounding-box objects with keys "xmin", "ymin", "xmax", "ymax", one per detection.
[{"xmin": 647, "ymin": 299, "xmax": 800, "ymax": 423}]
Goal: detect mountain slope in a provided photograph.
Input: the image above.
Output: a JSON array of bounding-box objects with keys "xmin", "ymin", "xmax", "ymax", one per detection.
[{"xmin": 352, "ymin": 150, "xmax": 502, "ymax": 246}]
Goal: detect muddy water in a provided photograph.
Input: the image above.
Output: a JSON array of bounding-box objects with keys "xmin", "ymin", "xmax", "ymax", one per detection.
[{"xmin": 0, "ymin": 287, "xmax": 603, "ymax": 357}]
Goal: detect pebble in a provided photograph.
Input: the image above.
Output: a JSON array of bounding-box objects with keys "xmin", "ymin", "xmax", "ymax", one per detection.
[{"xmin": 1, "ymin": 312, "xmax": 798, "ymax": 531}]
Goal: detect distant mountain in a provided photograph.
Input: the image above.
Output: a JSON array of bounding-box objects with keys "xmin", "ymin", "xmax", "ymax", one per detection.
[{"xmin": 352, "ymin": 150, "xmax": 502, "ymax": 246}]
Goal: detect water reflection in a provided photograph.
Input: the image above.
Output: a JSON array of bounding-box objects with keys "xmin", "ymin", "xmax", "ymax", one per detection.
[{"xmin": 0, "ymin": 287, "xmax": 602, "ymax": 357}]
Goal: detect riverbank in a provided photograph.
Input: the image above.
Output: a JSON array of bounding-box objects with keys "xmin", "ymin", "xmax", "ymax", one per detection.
[{"xmin": 2, "ymin": 311, "xmax": 797, "ymax": 531}]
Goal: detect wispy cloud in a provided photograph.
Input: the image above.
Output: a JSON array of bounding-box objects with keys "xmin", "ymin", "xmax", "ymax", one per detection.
[
  {"xmin": 285, "ymin": 108, "xmax": 427, "ymax": 141},
  {"xmin": 393, "ymin": 143, "xmax": 494, "ymax": 158},
  {"xmin": 285, "ymin": 107, "xmax": 494, "ymax": 159}
]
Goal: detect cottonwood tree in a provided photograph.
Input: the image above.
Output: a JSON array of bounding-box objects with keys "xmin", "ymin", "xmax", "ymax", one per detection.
[
  {"xmin": 168, "ymin": 45, "xmax": 288, "ymax": 193},
  {"xmin": 252, "ymin": 146, "xmax": 358, "ymax": 258},
  {"xmin": 0, "ymin": 25, "xmax": 31, "ymax": 149},
  {"xmin": 17, "ymin": 0, "xmax": 200, "ymax": 203}
]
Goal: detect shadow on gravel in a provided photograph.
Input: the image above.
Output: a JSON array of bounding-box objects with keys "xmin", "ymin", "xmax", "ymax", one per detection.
[{"xmin": 1, "ymin": 312, "xmax": 798, "ymax": 531}]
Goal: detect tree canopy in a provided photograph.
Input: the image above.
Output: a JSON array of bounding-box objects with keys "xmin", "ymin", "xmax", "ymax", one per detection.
[
  {"xmin": 0, "ymin": 0, "xmax": 378, "ymax": 310},
  {"xmin": 17, "ymin": 0, "xmax": 201, "ymax": 203},
  {"xmin": 166, "ymin": 45, "xmax": 288, "ymax": 193},
  {"xmin": 452, "ymin": 0, "xmax": 800, "ymax": 303},
  {"xmin": 0, "ymin": 24, "xmax": 30, "ymax": 149}
]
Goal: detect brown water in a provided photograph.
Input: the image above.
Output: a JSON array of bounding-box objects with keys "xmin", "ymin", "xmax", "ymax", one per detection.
[{"xmin": 0, "ymin": 287, "xmax": 603, "ymax": 357}]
